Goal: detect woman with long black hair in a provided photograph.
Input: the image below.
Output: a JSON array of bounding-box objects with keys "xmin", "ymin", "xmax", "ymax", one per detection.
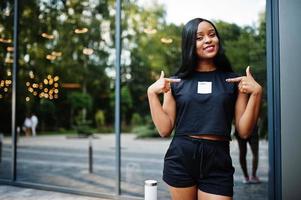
[{"xmin": 147, "ymin": 18, "xmax": 262, "ymax": 200}]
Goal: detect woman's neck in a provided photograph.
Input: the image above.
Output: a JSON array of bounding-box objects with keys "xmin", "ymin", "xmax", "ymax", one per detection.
[{"xmin": 196, "ymin": 59, "xmax": 216, "ymax": 72}]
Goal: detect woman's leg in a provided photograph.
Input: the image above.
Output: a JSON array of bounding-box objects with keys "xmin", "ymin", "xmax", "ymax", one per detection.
[
  {"xmin": 198, "ymin": 190, "xmax": 232, "ymax": 200},
  {"xmin": 248, "ymin": 134, "xmax": 261, "ymax": 183},
  {"xmin": 237, "ymin": 138, "xmax": 249, "ymax": 180},
  {"xmin": 249, "ymin": 135, "xmax": 259, "ymax": 178},
  {"xmin": 25, "ymin": 128, "xmax": 30, "ymax": 137},
  {"xmin": 169, "ymin": 185, "xmax": 197, "ymax": 200}
]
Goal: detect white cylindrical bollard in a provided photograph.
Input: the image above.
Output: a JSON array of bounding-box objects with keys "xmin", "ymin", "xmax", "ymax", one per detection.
[{"xmin": 144, "ymin": 180, "xmax": 157, "ymax": 200}]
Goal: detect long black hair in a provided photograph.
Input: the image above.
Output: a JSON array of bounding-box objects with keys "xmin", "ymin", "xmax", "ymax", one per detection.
[{"xmin": 175, "ymin": 18, "xmax": 233, "ymax": 78}]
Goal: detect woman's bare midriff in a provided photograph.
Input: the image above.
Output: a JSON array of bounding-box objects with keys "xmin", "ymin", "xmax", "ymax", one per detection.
[{"xmin": 189, "ymin": 134, "xmax": 228, "ymax": 141}]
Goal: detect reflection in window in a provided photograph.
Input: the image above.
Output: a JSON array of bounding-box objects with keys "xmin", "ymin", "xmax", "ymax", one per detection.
[{"xmin": 0, "ymin": 0, "xmax": 14, "ymax": 180}]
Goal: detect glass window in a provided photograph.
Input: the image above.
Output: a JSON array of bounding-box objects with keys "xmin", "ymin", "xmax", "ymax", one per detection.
[
  {"xmin": 16, "ymin": 0, "xmax": 115, "ymax": 194},
  {"xmin": 0, "ymin": 0, "xmax": 14, "ymax": 180}
]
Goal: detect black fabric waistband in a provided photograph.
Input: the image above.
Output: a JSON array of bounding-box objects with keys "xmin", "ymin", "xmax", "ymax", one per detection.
[{"xmin": 174, "ymin": 135, "xmax": 230, "ymax": 146}]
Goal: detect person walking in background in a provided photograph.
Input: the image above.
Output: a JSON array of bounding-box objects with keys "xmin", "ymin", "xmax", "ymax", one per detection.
[
  {"xmin": 23, "ymin": 114, "xmax": 32, "ymax": 137},
  {"xmin": 31, "ymin": 113, "xmax": 38, "ymax": 137},
  {"xmin": 147, "ymin": 18, "xmax": 262, "ymax": 199},
  {"xmin": 235, "ymin": 123, "xmax": 261, "ymax": 184}
]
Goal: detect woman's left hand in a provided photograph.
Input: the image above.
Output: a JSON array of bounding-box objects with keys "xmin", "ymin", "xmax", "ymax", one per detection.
[{"xmin": 226, "ymin": 66, "xmax": 262, "ymax": 94}]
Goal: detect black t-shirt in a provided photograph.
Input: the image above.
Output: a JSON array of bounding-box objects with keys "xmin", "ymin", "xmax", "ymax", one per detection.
[{"xmin": 171, "ymin": 70, "xmax": 238, "ymax": 139}]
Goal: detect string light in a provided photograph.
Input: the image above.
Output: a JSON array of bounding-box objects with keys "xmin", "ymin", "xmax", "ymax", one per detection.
[
  {"xmin": 28, "ymin": 87, "xmax": 34, "ymax": 93},
  {"xmin": 143, "ymin": 27, "xmax": 157, "ymax": 34},
  {"xmin": 0, "ymin": 83, "xmax": 10, "ymax": 98},
  {"xmin": 26, "ymin": 72, "xmax": 60, "ymax": 101},
  {"xmin": 74, "ymin": 28, "xmax": 88, "ymax": 34},
  {"xmin": 43, "ymin": 79, "xmax": 48, "ymax": 85},
  {"xmin": 41, "ymin": 33, "xmax": 54, "ymax": 40},
  {"xmin": 46, "ymin": 54, "xmax": 56, "ymax": 61},
  {"xmin": 46, "ymin": 51, "xmax": 62, "ymax": 61},
  {"xmin": 0, "ymin": 38, "xmax": 12, "ymax": 43},
  {"xmin": 7, "ymin": 46, "xmax": 14, "ymax": 52},
  {"xmin": 51, "ymin": 51, "xmax": 62, "ymax": 57},
  {"xmin": 160, "ymin": 37, "xmax": 173, "ymax": 44},
  {"xmin": 0, "ymin": 78, "xmax": 12, "ymax": 97}
]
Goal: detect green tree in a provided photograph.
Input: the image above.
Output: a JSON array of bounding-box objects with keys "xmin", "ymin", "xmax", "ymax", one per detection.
[
  {"xmin": 0, "ymin": 0, "xmax": 267, "ymax": 137},
  {"xmin": 68, "ymin": 91, "xmax": 92, "ymax": 125}
]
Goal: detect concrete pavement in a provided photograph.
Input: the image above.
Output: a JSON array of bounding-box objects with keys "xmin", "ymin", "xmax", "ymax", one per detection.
[
  {"xmin": 0, "ymin": 134, "xmax": 268, "ymax": 199},
  {"xmin": 0, "ymin": 185, "xmax": 109, "ymax": 200}
]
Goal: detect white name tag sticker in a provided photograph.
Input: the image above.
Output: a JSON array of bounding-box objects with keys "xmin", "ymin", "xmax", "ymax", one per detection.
[{"xmin": 197, "ymin": 81, "xmax": 212, "ymax": 94}]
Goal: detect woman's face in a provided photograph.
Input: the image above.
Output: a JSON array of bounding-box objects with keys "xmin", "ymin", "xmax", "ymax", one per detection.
[{"xmin": 195, "ymin": 21, "xmax": 219, "ymax": 59}]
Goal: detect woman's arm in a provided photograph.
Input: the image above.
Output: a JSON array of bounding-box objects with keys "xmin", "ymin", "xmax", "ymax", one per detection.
[
  {"xmin": 235, "ymin": 88, "xmax": 262, "ymax": 139},
  {"xmin": 226, "ymin": 66, "xmax": 262, "ymax": 139},
  {"xmin": 147, "ymin": 71, "xmax": 180, "ymax": 137}
]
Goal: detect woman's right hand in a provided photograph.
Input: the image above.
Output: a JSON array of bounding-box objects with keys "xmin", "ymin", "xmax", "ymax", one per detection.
[{"xmin": 147, "ymin": 71, "xmax": 181, "ymax": 94}]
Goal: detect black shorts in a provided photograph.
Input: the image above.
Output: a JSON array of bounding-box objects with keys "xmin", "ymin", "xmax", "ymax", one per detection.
[{"xmin": 163, "ymin": 135, "xmax": 234, "ymax": 197}]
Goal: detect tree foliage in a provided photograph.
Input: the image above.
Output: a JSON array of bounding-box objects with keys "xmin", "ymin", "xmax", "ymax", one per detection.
[{"xmin": 0, "ymin": 0, "xmax": 266, "ymax": 136}]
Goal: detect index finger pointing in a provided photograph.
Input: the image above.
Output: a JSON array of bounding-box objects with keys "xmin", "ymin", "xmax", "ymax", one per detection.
[
  {"xmin": 165, "ymin": 78, "xmax": 181, "ymax": 83},
  {"xmin": 246, "ymin": 66, "xmax": 252, "ymax": 77},
  {"xmin": 160, "ymin": 71, "xmax": 165, "ymax": 78},
  {"xmin": 226, "ymin": 77, "xmax": 243, "ymax": 83}
]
